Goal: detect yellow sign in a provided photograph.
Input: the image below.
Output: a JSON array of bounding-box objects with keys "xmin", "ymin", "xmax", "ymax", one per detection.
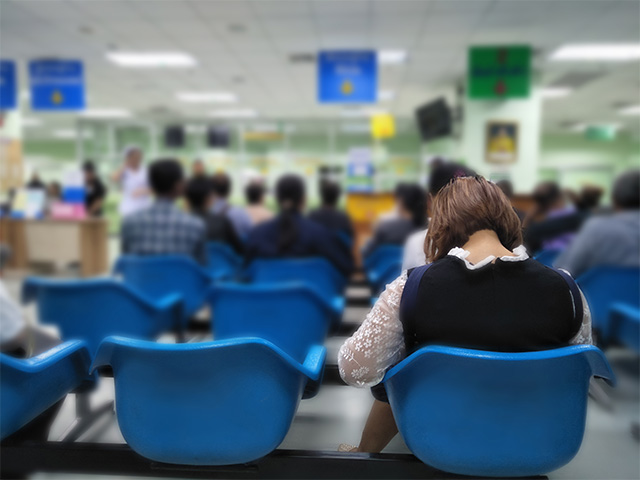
[
  {"xmin": 340, "ymin": 80, "xmax": 354, "ymax": 96},
  {"xmin": 51, "ymin": 90, "xmax": 63, "ymax": 104},
  {"xmin": 371, "ymin": 113, "xmax": 395, "ymax": 139}
]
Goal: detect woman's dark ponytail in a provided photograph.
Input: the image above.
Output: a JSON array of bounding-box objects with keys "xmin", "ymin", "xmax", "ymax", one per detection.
[{"xmin": 275, "ymin": 175, "xmax": 305, "ymax": 253}]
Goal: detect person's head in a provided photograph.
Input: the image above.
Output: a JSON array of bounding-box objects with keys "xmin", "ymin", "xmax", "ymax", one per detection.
[
  {"xmin": 319, "ymin": 180, "xmax": 341, "ymax": 208},
  {"xmin": 210, "ymin": 172, "xmax": 232, "ymax": 200},
  {"xmin": 496, "ymin": 179, "xmax": 514, "ymax": 199},
  {"xmin": 30, "ymin": 172, "xmax": 41, "ymax": 181},
  {"xmin": 185, "ymin": 176, "xmax": 213, "ymax": 212},
  {"xmin": 532, "ymin": 181, "xmax": 563, "ymax": 213},
  {"xmin": 397, "ymin": 184, "xmax": 427, "ymax": 228},
  {"xmin": 192, "ymin": 159, "xmax": 206, "ymax": 177},
  {"xmin": 574, "ymin": 185, "xmax": 604, "ymax": 211},
  {"xmin": 149, "ymin": 158, "xmax": 184, "ymax": 199},
  {"xmin": 124, "ymin": 146, "xmax": 143, "ymax": 170},
  {"xmin": 47, "ymin": 181, "xmax": 62, "ymax": 199},
  {"xmin": 612, "ymin": 170, "xmax": 640, "ymax": 210},
  {"xmin": 245, "ymin": 182, "xmax": 265, "ymax": 206},
  {"xmin": 428, "ymin": 162, "xmax": 476, "ymax": 197},
  {"xmin": 83, "ymin": 160, "xmax": 97, "ymax": 182},
  {"xmin": 425, "ymin": 176, "xmax": 522, "ymax": 262},
  {"xmin": 276, "ymin": 174, "xmax": 305, "ymax": 212}
]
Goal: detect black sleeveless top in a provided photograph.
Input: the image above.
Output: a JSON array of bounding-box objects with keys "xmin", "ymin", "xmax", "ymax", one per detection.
[{"xmin": 400, "ymin": 256, "xmax": 583, "ymax": 354}]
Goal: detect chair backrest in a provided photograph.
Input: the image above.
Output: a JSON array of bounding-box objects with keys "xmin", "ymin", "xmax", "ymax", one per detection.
[
  {"xmin": 383, "ymin": 345, "xmax": 614, "ymax": 477},
  {"xmin": 22, "ymin": 278, "xmax": 176, "ymax": 355},
  {"xmin": 209, "ymin": 283, "xmax": 331, "ymax": 362},
  {"xmin": 206, "ymin": 242, "xmax": 242, "ymax": 280},
  {"xmin": 1, "ymin": 341, "xmax": 93, "ymax": 439},
  {"xmin": 114, "ymin": 255, "xmax": 213, "ymax": 321},
  {"xmin": 246, "ymin": 257, "xmax": 346, "ymax": 299},
  {"xmin": 91, "ymin": 336, "xmax": 325, "ymax": 465},
  {"xmin": 609, "ymin": 303, "xmax": 640, "ymax": 352},
  {"xmin": 363, "ymin": 245, "xmax": 403, "ymax": 273},
  {"xmin": 534, "ymin": 249, "xmax": 563, "ymax": 267},
  {"xmin": 372, "ymin": 260, "xmax": 403, "ymax": 296},
  {"xmin": 577, "ymin": 266, "xmax": 640, "ymax": 334}
]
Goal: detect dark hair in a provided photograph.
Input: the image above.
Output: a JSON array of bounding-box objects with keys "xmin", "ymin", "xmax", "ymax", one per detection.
[
  {"xmin": 320, "ymin": 180, "xmax": 341, "ymax": 207},
  {"xmin": 398, "ymin": 184, "xmax": 427, "ymax": 228},
  {"xmin": 426, "ymin": 176, "xmax": 522, "ymax": 262},
  {"xmin": 149, "ymin": 158, "xmax": 183, "ymax": 196},
  {"xmin": 532, "ymin": 181, "xmax": 562, "ymax": 212},
  {"xmin": 428, "ymin": 162, "xmax": 476, "ymax": 196},
  {"xmin": 275, "ymin": 174, "xmax": 305, "ymax": 253},
  {"xmin": 613, "ymin": 170, "xmax": 640, "ymax": 210},
  {"xmin": 83, "ymin": 160, "xmax": 96, "ymax": 173},
  {"xmin": 185, "ymin": 176, "xmax": 212, "ymax": 211},
  {"xmin": 245, "ymin": 182, "xmax": 265, "ymax": 205},
  {"xmin": 575, "ymin": 185, "xmax": 604, "ymax": 211},
  {"xmin": 211, "ymin": 172, "xmax": 232, "ymax": 198},
  {"xmin": 496, "ymin": 179, "xmax": 514, "ymax": 199}
]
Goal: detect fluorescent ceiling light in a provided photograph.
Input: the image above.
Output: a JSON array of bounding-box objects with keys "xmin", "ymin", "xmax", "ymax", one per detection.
[
  {"xmin": 378, "ymin": 90, "xmax": 395, "ymax": 101},
  {"xmin": 209, "ymin": 109, "xmax": 258, "ymax": 118},
  {"xmin": 107, "ymin": 51, "xmax": 197, "ymax": 68},
  {"xmin": 80, "ymin": 109, "xmax": 131, "ymax": 118},
  {"xmin": 53, "ymin": 129, "xmax": 94, "ymax": 139},
  {"xmin": 541, "ymin": 87, "xmax": 572, "ymax": 98},
  {"xmin": 378, "ymin": 50, "xmax": 407, "ymax": 65},
  {"xmin": 176, "ymin": 92, "xmax": 237, "ymax": 103},
  {"xmin": 619, "ymin": 104, "xmax": 640, "ymax": 116},
  {"xmin": 550, "ymin": 44, "xmax": 640, "ymax": 61},
  {"xmin": 22, "ymin": 117, "xmax": 43, "ymax": 127}
]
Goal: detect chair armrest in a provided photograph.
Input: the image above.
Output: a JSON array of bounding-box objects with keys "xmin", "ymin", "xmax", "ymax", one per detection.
[
  {"xmin": 2, "ymin": 340, "xmax": 90, "ymax": 374},
  {"xmin": 301, "ymin": 345, "xmax": 326, "ymax": 400}
]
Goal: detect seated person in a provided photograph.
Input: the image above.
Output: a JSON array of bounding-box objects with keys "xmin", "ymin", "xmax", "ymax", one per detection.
[
  {"xmin": 402, "ymin": 162, "xmax": 475, "ymax": 270},
  {"xmin": 363, "ymin": 184, "xmax": 427, "ymax": 259},
  {"xmin": 245, "ymin": 174, "xmax": 354, "ymax": 277},
  {"xmin": 555, "ymin": 170, "xmax": 640, "ymax": 278},
  {"xmin": 309, "ymin": 180, "xmax": 353, "ymax": 239},
  {"xmin": 121, "ymin": 159, "xmax": 207, "ymax": 264},
  {"xmin": 338, "ymin": 176, "xmax": 591, "ymax": 453},
  {"xmin": 185, "ymin": 177, "xmax": 244, "ymax": 255},
  {"xmin": 496, "ymin": 179, "xmax": 525, "ymax": 222},
  {"xmin": 244, "ymin": 181, "xmax": 273, "ymax": 226},
  {"xmin": 210, "ymin": 172, "xmax": 252, "ymax": 239},
  {"xmin": 523, "ymin": 181, "xmax": 588, "ymax": 253}
]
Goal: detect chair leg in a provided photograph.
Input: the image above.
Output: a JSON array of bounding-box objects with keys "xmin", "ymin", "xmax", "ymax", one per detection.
[
  {"xmin": 588, "ymin": 378, "xmax": 614, "ymax": 411},
  {"xmin": 59, "ymin": 394, "xmax": 114, "ymax": 443}
]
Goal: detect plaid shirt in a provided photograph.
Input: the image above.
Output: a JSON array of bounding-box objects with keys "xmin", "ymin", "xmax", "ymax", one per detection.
[{"xmin": 121, "ymin": 199, "xmax": 207, "ymax": 264}]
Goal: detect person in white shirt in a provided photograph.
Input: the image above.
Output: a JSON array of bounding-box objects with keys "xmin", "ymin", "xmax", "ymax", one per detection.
[{"xmin": 112, "ymin": 146, "xmax": 151, "ymax": 218}]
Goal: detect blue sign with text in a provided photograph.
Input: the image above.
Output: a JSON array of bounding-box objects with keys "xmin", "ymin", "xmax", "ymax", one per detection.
[
  {"xmin": 29, "ymin": 60, "xmax": 85, "ymax": 111},
  {"xmin": 318, "ymin": 51, "xmax": 377, "ymax": 103},
  {"xmin": 0, "ymin": 61, "xmax": 17, "ymax": 110}
]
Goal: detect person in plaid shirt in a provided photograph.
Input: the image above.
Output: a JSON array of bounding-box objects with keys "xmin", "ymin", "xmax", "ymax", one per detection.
[{"xmin": 121, "ymin": 159, "xmax": 207, "ymax": 265}]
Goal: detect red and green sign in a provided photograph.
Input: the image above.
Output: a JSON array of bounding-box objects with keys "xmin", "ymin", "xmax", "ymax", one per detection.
[{"xmin": 468, "ymin": 46, "xmax": 531, "ymax": 99}]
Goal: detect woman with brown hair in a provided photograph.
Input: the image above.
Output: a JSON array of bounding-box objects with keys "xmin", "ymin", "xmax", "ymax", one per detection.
[{"xmin": 338, "ymin": 176, "xmax": 592, "ymax": 453}]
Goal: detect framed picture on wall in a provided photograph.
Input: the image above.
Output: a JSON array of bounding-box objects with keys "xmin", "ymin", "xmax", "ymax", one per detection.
[{"xmin": 485, "ymin": 121, "xmax": 518, "ymax": 164}]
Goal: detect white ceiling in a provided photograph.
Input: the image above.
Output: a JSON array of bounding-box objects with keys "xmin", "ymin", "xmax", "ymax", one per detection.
[{"xmin": 1, "ymin": 0, "xmax": 639, "ymax": 134}]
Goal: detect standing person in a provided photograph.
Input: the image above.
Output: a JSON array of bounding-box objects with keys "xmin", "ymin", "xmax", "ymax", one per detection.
[
  {"xmin": 120, "ymin": 159, "xmax": 207, "ymax": 264},
  {"xmin": 245, "ymin": 174, "xmax": 353, "ymax": 277},
  {"xmin": 83, "ymin": 161, "xmax": 107, "ymax": 217},
  {"xmin": 244, "ymin": 181, "xmax": 273, "ymax": 226},
  {"xmin": 210, "ymin": 172, "xmax": 252, "ymax": 239},
  {"xmin": 309, "ymin": 180, "xmax": 353, "ymax": 238},
  {"xmin": 26, "ymin": 172, "xmax": 46, "ymax": 190},
  {"xmin": 185, "ymin": 176, "xmax": 244, "ymax": 255},
  {"xmin": 112, "ymin": 146, "xmax": 151, "ymax": 218}
]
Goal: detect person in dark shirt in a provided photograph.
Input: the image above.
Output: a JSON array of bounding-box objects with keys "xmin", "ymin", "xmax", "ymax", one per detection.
[
  {"xmin": 26, "ymin": 172, "xmax": 46, "ymax": 190},
  {"xmin": 245, "ymin": 174, "xmax": 354, "ymax": 277},
  {"xmin": 83, "ymin": 161, "xmax": 108, "ymax": 217},
  {"xmin": 309, "ymin": 180, "xmax": 353, "ymax": 238},
  {"xmin": 185, "ymin": 176, "xmax": 244, "ymax": 255}
]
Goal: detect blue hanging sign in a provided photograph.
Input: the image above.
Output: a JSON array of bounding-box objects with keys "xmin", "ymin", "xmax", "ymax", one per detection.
[
  {"xmin": 29, "ymin": 59, "xmax": 85, "ymax": 111},
  {"xmin": 0, "ymin": 60, "xmax": 18, "ymax": 110},
  {"xmin": 318, "ymin": 50, "xmax": 377, "ymax": 103}
]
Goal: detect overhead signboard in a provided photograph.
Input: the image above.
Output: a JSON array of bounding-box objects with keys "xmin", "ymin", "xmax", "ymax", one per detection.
[
  {"xmin": 0, "ymin": 60, "xmax": 17, "ymax": 110},
  {"xmin": 29, "ymin": 59, "xmax": 85, "ymax": 111},
  {"xmin": 468, "ymin": 46, "xmax": 531, "ymax": 99},
  {"xmin": 318, "ymin": 51, "xmax": 377, "ymax": 103}
]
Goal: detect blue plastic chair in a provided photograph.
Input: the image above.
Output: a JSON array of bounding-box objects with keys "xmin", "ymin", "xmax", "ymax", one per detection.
[
  {"xmin": 363, "ymin": 245, "xmax": 403, "ymax": 273},
  {"xmin": 209, "ymin": 283, "xmax": 333, "ymax": 362},
  {"xmin": 114, "ymin": 255, "xmax": 216, "ymax": 325},
  {"xmin": 246, "ymin": 257, "xmax": 345, "ymax": 315},
  {"xmin": 577, "ymin": 267, "xmax": 640, "ymax": 337},
  {"xmin": 534, "ymin": 249, "xmax": 563, "ymax": 267},
  {"xmin": 206, "ymin": 242, "xmax": 242, "ymax": 280},
  {"xmin": 382, "ymin": 345, "xmax": 614, "ymax": 477},
  {"xmin": 1, "ymin": 340, "xmax": 93, "ymax": 439},
  {"xmin": 609, "ymin": 303, "xmax": 640, "ymax": 352},
  {"xmin": 371, "ymin": 259, "xmax": 403, "ymax": 297},
  {"xmin": 22, "ymin": 278, "xmax": 182, "ymax": 356},
  {"xmin": 92, "ymin": 336, "xmax": 326, "ymax": 465}
]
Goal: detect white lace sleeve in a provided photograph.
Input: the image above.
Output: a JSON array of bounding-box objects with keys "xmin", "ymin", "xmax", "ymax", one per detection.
[
  {"xmin": 338, "ymin": 271, "xmax": 408, "ymax": 388},
  {"xmin": 569, "ymin": 289, "xmax": 593, "ymax": 345}
]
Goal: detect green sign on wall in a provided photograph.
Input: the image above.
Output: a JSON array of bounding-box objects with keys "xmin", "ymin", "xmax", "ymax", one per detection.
[{"xmin": 468, "ymin": 46, "xmax": 531, "ymax": 99}]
